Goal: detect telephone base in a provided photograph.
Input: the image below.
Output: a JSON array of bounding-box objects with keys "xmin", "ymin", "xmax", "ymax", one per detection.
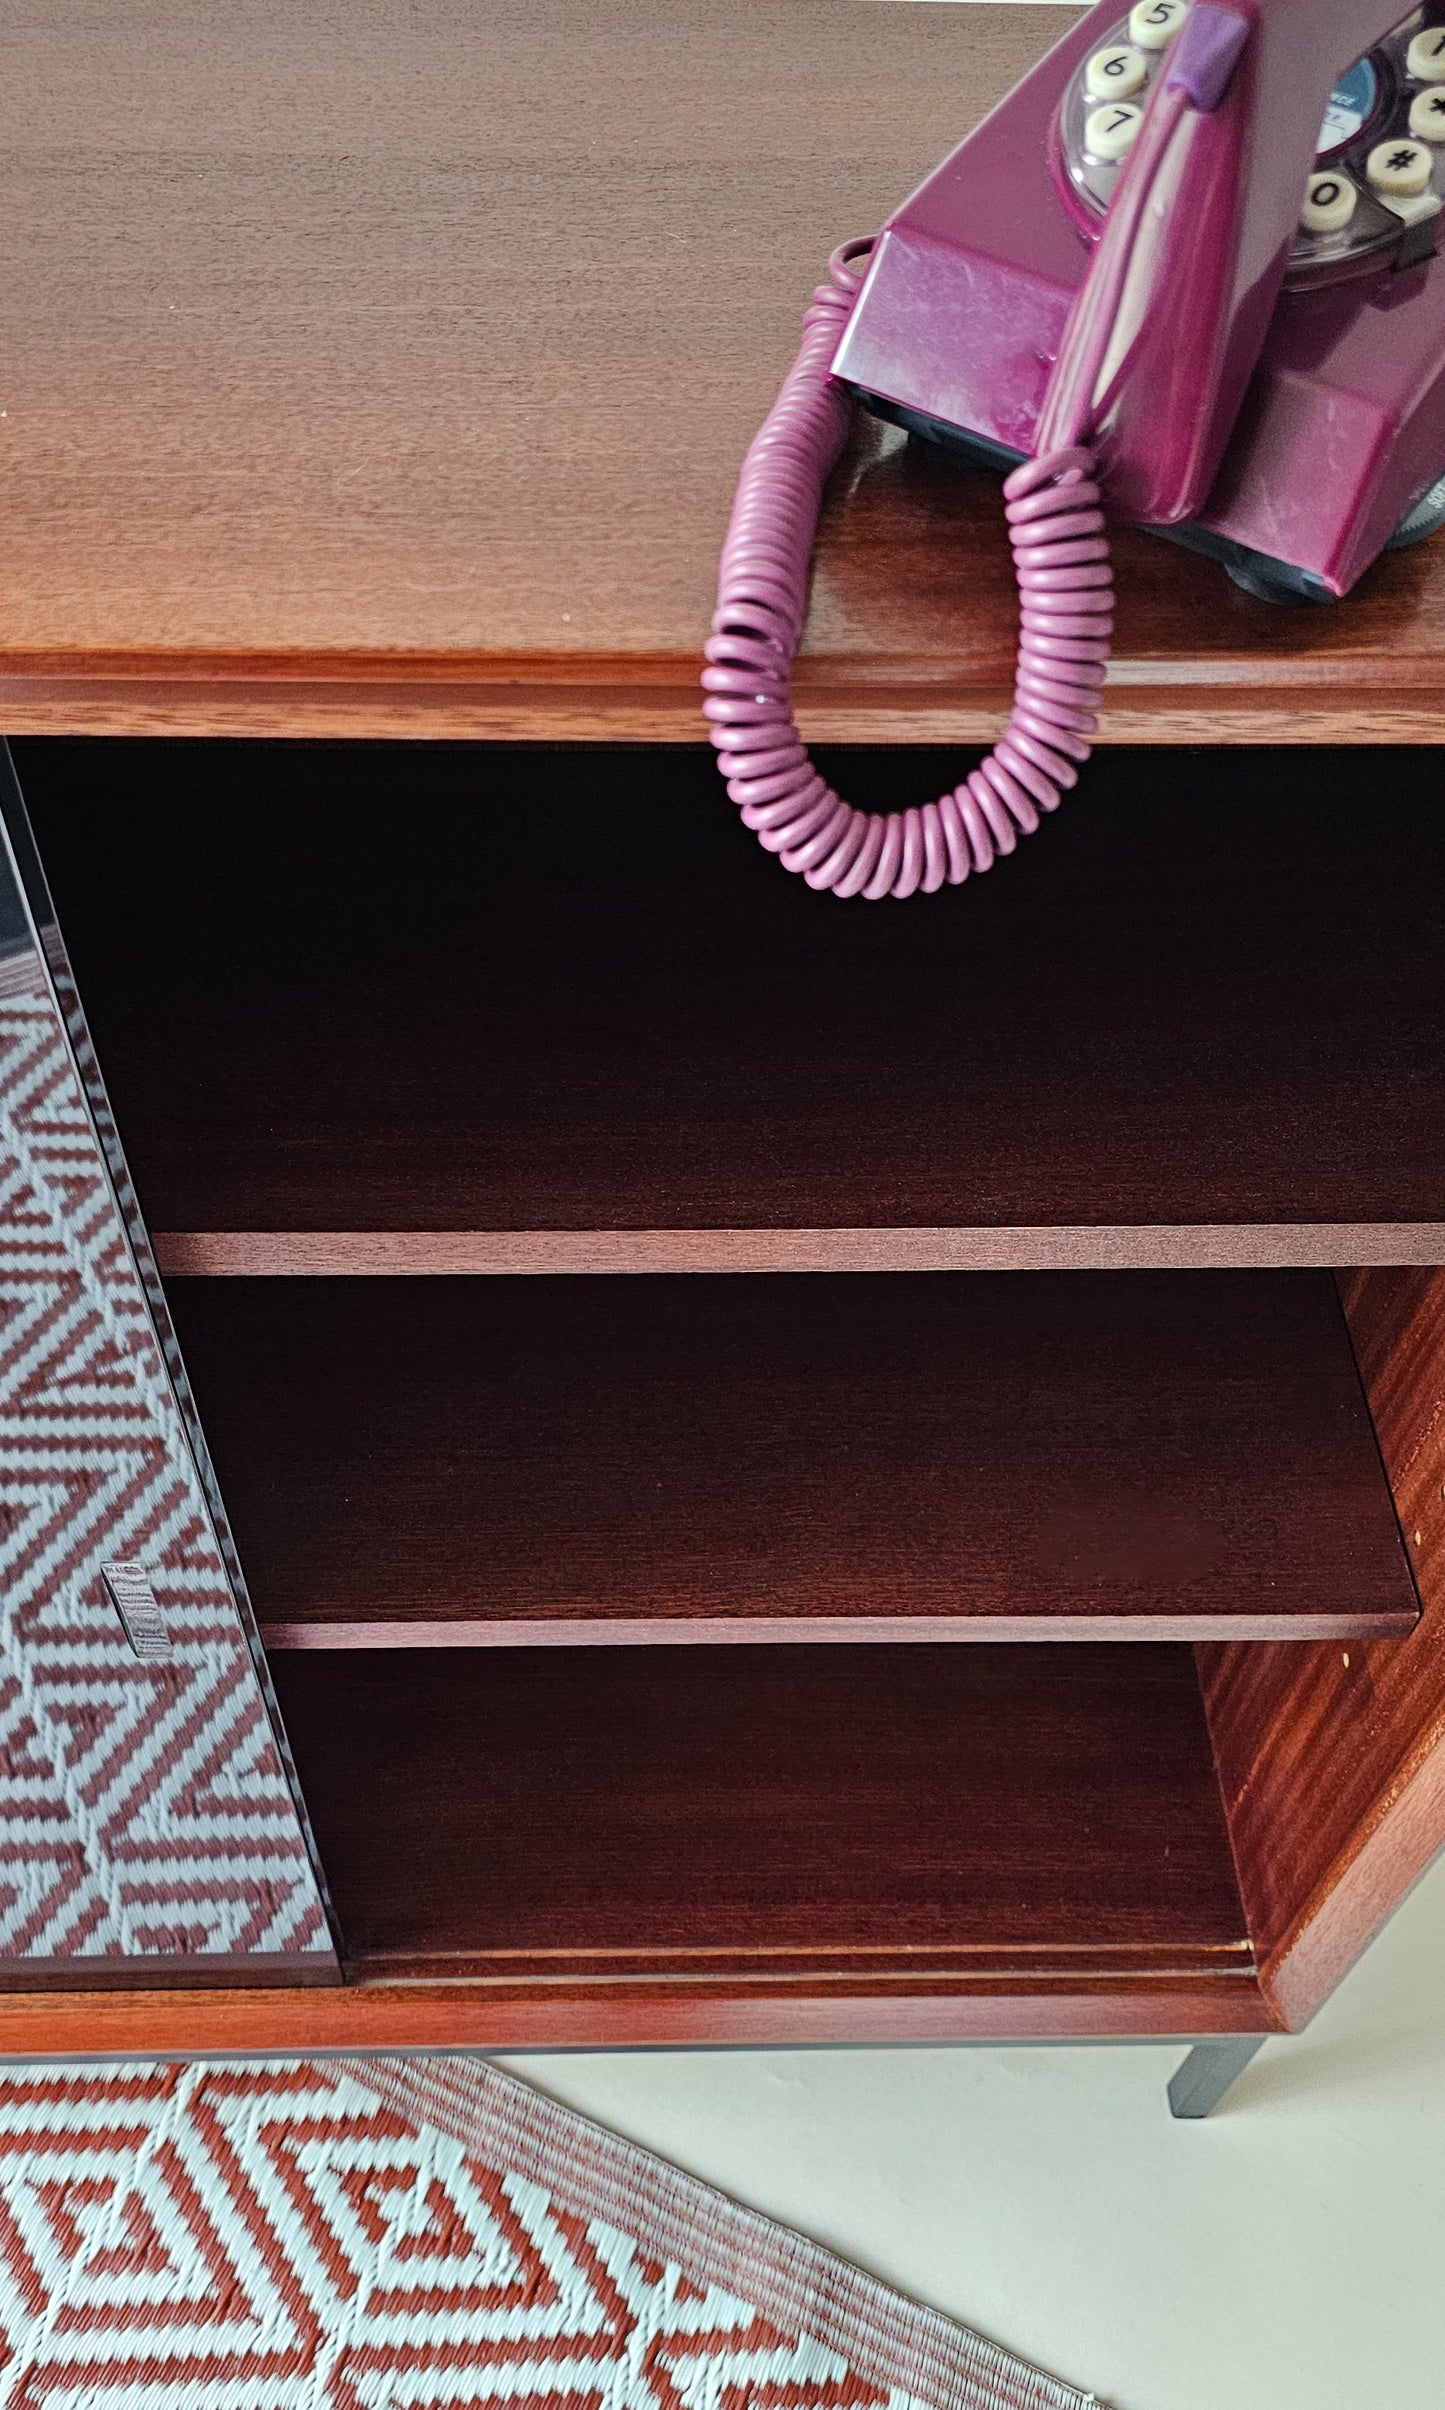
[
  {"xmin": 852, "ymin": 391, "xmax": 1445, "ymax": 608},
  {"xmin": 852, "ymin": 391, "xmax": 1334, "ymax": 604}
]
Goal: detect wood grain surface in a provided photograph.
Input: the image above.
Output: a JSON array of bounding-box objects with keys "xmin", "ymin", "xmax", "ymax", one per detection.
[
  {"xmin": 1199, "ymin": 1269, "xmax": 1445, "ymax": 2027},
  {"xmin": 163, "ymin": 1270, "xmax": 1419, "ymax": 1644},
  {"xmin": 5, "ymin": 2, "xmax": 1445, "ymax": 741},
  {"xmin": 23, "ymin": 740, "xmax": 1445, "ymax": 1258},
  {"xmin": 152, "ymin": 1228, "xmax": 1445, "ymax": 1275},
  {"xmin": 267, "ymin": 1643, "xmax": 1251, "ymax": 1982},
  {"xmin": 0, "ymin": 1976, "xmax": 1275, "ymax": 2057}
]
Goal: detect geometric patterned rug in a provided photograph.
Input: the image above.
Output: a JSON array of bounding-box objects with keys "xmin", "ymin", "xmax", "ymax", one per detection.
[
  {"xmin": 0, "ymin": 2055, "xmax": 1097, "ymax": 2408},
  {"xmin": 0, "ymin": 929, "xmax": 330, "ymax": 1969}
]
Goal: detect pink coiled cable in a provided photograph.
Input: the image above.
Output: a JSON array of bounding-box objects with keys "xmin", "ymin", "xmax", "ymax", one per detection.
[{"xmin": 702, "ymin": 240, "xmax": 1113, "ymax": 900}]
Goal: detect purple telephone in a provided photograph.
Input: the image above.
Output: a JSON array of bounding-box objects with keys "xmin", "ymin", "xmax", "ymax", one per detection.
[{"xmin": 705, "ymin": 2, "xmax": 1445, "ymax": 901}]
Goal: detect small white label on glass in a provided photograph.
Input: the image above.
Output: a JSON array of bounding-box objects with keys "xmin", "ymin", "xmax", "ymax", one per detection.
[{"xmin": 102, "ymin": 1563, "xmax": 171, "ymax": 1663}]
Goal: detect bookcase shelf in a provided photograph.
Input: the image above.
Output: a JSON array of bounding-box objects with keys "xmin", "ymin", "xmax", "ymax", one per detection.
[
  {"xmin": 267, "ymin": 1642, "xmax": 1252, "ymax": 1989},
  {"xmin": 19, "ymin": 738, "xmax": 1445, "ymax": 1273},
  {"xmin": 163, "ymin": 1267, "xmax": 1417, "ymax": 1648}
]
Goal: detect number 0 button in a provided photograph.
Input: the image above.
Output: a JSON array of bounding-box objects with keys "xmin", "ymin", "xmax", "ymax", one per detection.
[
  {"xmin": 1300, "ymin": 170, "xmax": 1357, "ymax": 233},
  {"xmin": 1407, "ymin": 26, "xmax": 1445, "ymax": 81},
  {"xmin": 1129, "ymin": 0, "xmax": 1188, "ymax": 50},
  {"xmin": 1086, "ymin": 45, "xmax": 1148, "ymax": 100},
  {"xmin": 1368, "ymin": 139, "xmax": 1433, "ymax": 196},
  {"xmin": 1085, "ymin": 101, "xmax": 1144, "ymax": 161}
]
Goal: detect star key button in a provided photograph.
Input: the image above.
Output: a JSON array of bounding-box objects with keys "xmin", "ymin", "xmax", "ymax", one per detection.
[{"xmin": 1409, "ymin": 86, "xmax": 1445, "ymax": 142}]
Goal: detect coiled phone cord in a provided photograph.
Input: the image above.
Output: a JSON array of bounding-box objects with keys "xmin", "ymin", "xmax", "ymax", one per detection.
[{"xmin": 702, "ymin": 241, "xmax": 1113, "ymax": 899}]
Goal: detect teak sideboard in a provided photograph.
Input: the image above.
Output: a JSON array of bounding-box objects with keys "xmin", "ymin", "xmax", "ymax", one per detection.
[{"xmin": 1, "ymin": 1, "xmax": 1444, "ymax": 2117}]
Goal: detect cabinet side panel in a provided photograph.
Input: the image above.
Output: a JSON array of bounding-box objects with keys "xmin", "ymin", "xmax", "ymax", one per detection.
[{"xmin": 1198, "ymin": 1267, "xmax": 1445, "ymax": 2027}]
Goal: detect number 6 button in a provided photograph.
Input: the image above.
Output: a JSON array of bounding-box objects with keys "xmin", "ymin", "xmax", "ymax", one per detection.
[
  {"xmin": 1086, "ymin": 45, "xmax": 1148, "ymax": 99},
  {"xmin": 1301, "ymin": 171, "xmax": 1357, "ymax": 233}
]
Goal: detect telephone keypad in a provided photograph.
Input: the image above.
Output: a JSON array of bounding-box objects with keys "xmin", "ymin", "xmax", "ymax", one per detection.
[
  {"xmin": 1406, "ymin": 25, "xmax": 1445, "ymax": 80},
  {"xmin": 1059, "ymin": 8, "xmax": 1445, "ymax": 282},
  {"xmin": 1408, "ymin": 84, "xmax": 1445, "ymax": 139},
  {"xmin": 1368, "ymin": 135, "xmax": 1433, "ymax": 194},
  {"xmin": 1085, "ymin": 45, "xmax": 1148, "ymax": 100},
  {"xmin": 1128, "ymin": 1, "xmax": 1187, "ymax": 53},
  {"xmin": 1085, "ymin": 101, "xmax": 1144, "ymax": 162},
  {"xmin": 1301, "ymin": 171, "xmax": 1358, "ymax": 234}
]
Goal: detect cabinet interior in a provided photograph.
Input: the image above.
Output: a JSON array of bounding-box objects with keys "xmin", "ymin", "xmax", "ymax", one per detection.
[
  {"xmin": 16, "ymin": 737, "xmax": 1445, "ymax": 1264},
  {"xmin": 15, "ymin": 736, "xmax": 1442, "ymax": 2010},
  {"xmin": 267, "ymin": 1642, "xmax": 1252, "ymax": 1988},
  {"xmin": 162, "ymin": 1268, "xmax": 1416, "ymax": 1647}
]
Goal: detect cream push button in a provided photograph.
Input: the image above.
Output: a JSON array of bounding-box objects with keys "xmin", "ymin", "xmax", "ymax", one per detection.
[
  {"xmin": 1085, "ymin": 45, "xmax": 1148, "ymax": 100},
  {"xmin": 1085, "ymin": 100, "xmax": 1144, "ymax": 159},
  {"xmin": 1410, "ymin": 85, "xmax": 1445, "ymax": 142},
  {"xmin": 1406, "ymin": 25, "xmax": 1445, "ymax": 81},
  {"xmin": 1300, "ymin": 169, "xmax": 1357, "ymax": 232},
  {"xmin": 1129, "ymin": 0, "xmax": 1188, "ymax": 50},
  {"xmin": 1368, "ymin": 138, "xmax": 1433, "ymax": 196}
]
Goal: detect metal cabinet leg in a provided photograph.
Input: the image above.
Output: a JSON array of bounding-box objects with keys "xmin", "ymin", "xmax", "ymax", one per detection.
[{"xmin": 1168, "ymin": 2037, "xmax": 1266, "ymax": 2118}]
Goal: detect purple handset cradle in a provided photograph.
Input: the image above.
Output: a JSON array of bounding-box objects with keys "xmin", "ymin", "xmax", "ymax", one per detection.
[
  {"xmin": 832, "ymin": 0, "xmax": 1445, "ymax": 602},
  {"xmin": 705, "ymin": 3, "xmax": 1445, "ymax": 902}
]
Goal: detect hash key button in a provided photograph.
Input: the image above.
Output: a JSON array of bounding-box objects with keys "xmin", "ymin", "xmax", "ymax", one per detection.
[
  {"xmin": 1367, "ymin": 137, "xmax": 1433, "ymax": 195},
  {"xmin": 1410, "ymin": 86, "xmax": 1445, "ymax": 141},
  {"xmin": 1085, "ymin": 45, "xmax": 1148, "ymax": 99}
]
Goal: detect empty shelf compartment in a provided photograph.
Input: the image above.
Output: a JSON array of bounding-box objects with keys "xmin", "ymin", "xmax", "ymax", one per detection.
[{"xmin": 165, "ymin": 1269, "xmax": 1420, "ymax": 1645}]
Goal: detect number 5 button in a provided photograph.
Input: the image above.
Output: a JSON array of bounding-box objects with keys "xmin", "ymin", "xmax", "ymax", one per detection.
[
  {"xmin": 1129, "ymin": 0, "xmax": 1188, "ymax": 49},
  {"xmin": 1301, "ymin": 170, "xmax": 1357, "ymax": 232},
  {"xmin": 1086, "ymin": 45, "xmax": 1148, "ymax": 99}
]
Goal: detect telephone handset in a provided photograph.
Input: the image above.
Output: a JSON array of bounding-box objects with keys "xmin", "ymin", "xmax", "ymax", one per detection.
[{"xmin": 705, "ymin": 3, "xmax": 1445, "ymax": 901}]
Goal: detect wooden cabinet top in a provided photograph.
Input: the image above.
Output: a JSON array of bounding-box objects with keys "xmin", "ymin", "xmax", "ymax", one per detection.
[{"xmin": 4, "ymin": 0, "xmax": 1443, "ymax": 740}]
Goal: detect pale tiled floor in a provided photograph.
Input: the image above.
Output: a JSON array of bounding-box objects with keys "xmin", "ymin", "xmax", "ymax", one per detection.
[{"xmin": 502, "ymin": 1849, "xmax": 1445, "ymax": 2410}]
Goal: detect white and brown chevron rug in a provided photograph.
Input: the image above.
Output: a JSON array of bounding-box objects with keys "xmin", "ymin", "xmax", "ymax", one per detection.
[{"xmin": 0, "ymin": 2053, "xmax": 1097, "ymax": 2409}]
